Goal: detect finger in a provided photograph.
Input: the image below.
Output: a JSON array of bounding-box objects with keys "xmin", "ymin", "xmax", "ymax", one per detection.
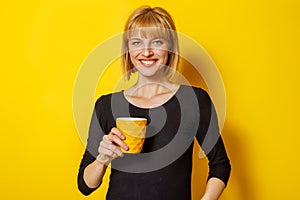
[
  {"xmin": 98, "ymin": 139, "xmax": 110, "ymax": 153},
  {"xmin": 111, "ymin": 152, "xmax": 119, "ymax": 160},
  {"xmin": 102, "ymin": 135, "xmax": 112, "ymax": 144},
  {"xmin": 101, "ymin": 141, "xmax": 124, "ymax": 157},
  {"xmin": 108, "ymin": 134, "xmax": 129, "ymax": 151},
  {"xmin": 102, "ymin": 133, "xmax": 128, "ymax": 151},
  {"xmin": 110, "ymin": 127, "xmax": 126, "ymax": 140},
  {"xmin": 101, "ymin": 148, "xmax": 114, "ymax": 158}
]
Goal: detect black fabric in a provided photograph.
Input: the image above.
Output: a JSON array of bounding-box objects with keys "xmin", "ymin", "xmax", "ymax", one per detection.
[{"xmin": 77, "ymin": 85, "xmax": 231, "ymax": 199}]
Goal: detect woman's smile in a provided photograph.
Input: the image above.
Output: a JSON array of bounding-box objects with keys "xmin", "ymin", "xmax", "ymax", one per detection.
[{"xmin": 139, "ymin": 59, "xmax": 158, "ymax": 67}]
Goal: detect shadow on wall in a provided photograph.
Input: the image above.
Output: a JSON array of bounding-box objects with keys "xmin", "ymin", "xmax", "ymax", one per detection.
[
  {"xmin": 173, "ymin": 57, "xmax": 208, "ymax": 91},
  {"xmin": 221, "ymin": 123, "xmax": 257, "ymax": 200},
  {"xmin": 191, "ymin": 141, "xmax": 209, "ymax": 199}
]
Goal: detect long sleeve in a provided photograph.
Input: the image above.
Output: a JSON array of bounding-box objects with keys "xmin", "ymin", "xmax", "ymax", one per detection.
[
  {"xmin": 77, "ymin": 149, "xmax": 99, "ymax": 195},
  {"xmin": 77, "ymin": 97, "xmax": 106, "ymax": 195},
  {"xmin": 194, "ymin": 88, "xmax": 231, "ymax": 186}
]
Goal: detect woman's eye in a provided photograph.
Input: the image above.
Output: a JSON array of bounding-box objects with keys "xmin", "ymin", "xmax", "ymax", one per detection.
[
  {"xmin": 132, "ymin": 41, "xmax": 140, "ymax": 46},
  {"xmin": 153, "ymin": 40, "xmax": 163, "ymax": 45}
]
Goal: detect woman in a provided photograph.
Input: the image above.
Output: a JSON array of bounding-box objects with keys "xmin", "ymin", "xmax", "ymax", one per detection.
[{"xmin": 78, "ymin": 6, "xmax": 231, "ymax": 200}]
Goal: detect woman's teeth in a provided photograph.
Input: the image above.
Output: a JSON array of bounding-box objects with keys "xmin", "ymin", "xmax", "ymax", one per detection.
[{"xmin": 141, "ymin": 60, "xmax": 155, "ymax": 65}]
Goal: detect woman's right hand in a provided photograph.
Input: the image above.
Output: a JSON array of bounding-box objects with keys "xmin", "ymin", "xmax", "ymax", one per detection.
[{"xmin": 96, "ymin": 127, "xmax": 129, "ymax": 165}]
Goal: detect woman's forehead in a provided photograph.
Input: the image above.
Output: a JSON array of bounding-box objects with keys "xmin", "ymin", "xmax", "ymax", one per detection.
[{"xmin": 128, "ymin": 27, "xmax": 169, "ymax": 39}]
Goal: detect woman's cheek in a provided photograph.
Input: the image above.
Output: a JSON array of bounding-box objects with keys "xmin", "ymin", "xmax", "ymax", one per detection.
[{"xmin": 153, "ymin": 49, "xmax": 165, "ymax": 57}]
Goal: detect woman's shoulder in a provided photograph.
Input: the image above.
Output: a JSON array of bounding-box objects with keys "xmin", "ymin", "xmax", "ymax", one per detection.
[
  {"xmin": 95, "ymin": 91, "xmax": 124, "ymax": 107},
  {"xmin": 179, "ymin": 85, "xmax": 212, "ymax": 106},
  {"xmin": 180, "ymin": 85, "xmax": 209, "ymax": 96}
]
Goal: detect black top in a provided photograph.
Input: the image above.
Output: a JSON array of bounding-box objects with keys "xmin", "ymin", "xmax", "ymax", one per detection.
[{"xmin": 77, "ymin": 85, "xmax": 231, "ymax": 200}]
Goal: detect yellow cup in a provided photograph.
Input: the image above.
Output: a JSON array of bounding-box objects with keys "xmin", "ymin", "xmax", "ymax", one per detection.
[{"xmin": 116, "ymin": 117, "xmax": 147, "ymax": 153}]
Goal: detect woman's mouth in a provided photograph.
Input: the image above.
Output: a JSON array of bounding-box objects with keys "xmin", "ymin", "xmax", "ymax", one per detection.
[{"xmin": 139, "ymin": 59, "xmax": 157, "ymax": 67}]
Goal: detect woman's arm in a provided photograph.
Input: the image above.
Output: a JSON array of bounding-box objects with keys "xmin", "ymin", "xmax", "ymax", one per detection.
[
  {"xmin": 78, "ymin": 128, "xmax": 128, "ymax": 195},
  {"xmin": 78, "ymin": 149, "xmax": 101, "ymax": 195},
  {"xmin": 194, "ymin": 88, "xmax": 231, "ymax": 199},
  {"xmin": 83, "ymin": 128, "xmax": 128, "ymax": 189},
  {"xmin": 201, "ymin": 177, "xmax": 226, "ymax": 200},
  {"xmin": 77, "ymin": 97, "xmax": 128, "ymax": 195},
  {"xmin": 83, "ymin": 160, "xmax": 108, "ymax": 189}
]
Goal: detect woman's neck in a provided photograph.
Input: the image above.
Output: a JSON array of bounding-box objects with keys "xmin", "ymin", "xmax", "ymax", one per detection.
[{"xmin": 125, "ymin": 77, "xmax": 179, "ymax": 99}]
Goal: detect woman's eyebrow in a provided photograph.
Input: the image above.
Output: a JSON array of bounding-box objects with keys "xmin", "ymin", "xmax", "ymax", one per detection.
[
  {"xmin": 152, "ymin": 37, "xmax": 165, "ymax": 40},
  {"xmin": 128, "ymin": 37, "xmax": 166, "ymax": 42},
  {"xmin": 129, "ymin": 37, "xmax": 142, "ymax": 40}
]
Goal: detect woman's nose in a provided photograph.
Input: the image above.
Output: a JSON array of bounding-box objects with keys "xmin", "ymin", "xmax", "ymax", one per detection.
[{"xmin": 141, "ymin": 47, "xmax": 153, "ymax": 57}]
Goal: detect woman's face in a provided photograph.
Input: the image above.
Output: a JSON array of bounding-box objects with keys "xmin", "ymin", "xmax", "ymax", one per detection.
[{"xmin": 128, "ymin": 31, "xmax": 169, "ymax": 78}]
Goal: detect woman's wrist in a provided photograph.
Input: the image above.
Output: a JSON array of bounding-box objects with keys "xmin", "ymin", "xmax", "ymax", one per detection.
[
  {"xmin": 96, "ymin": 153, "xmax": 110, "ymax": 166},
  {"xmin": 93, "ymin": 159, "xmax": 107, "ymax": 172}
]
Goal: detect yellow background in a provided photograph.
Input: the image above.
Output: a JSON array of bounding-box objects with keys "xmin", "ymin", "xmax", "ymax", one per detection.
[{"xmin": 1, "ymin": 0, "xmax": 300, "ymax": 199}]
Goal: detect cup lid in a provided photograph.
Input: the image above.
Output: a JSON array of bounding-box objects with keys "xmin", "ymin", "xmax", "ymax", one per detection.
[{"xmin": 117, "ymin": 117, "xmax": 147, "ymax": 121}]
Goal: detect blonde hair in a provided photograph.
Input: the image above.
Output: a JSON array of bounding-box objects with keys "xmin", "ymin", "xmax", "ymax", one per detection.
[{"xmin": 121, "ymin": 6, "xmax": 179, "ymax": 80}]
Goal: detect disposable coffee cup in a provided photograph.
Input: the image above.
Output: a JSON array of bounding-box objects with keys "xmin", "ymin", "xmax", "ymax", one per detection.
[{"xmin": 116, "ymin": 117, "xmax": 147, "ymax": 153}]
